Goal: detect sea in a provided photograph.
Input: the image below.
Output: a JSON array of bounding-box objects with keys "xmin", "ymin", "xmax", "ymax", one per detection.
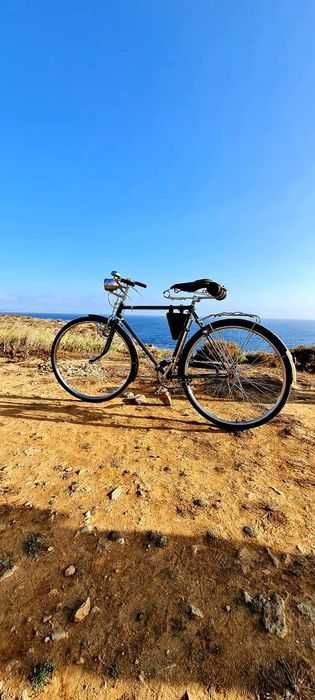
[{"xmin": 2, "ymin": 311, "xmax": 315, "ymax": 350}]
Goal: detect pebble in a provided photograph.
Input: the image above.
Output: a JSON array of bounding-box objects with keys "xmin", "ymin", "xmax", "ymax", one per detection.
[
  {"xmin": 91, "ymin": 605, "xmax": 101, "ymax": 615},
  {"xmin": 0, "ymin": 565, "xmax": 18, "ymax": 582},
  {"xmin": 107, "ymin": 530, "xmax": 125, "ymax": 544},
  {"xmin": 135, "ymin": 611, "xmax": 145, "ymax": 622},
  {"xmin": 145, "ymin": 531, "xmax": 168, "ymax": 548},
  {"xmin": 51, "ymin": 623, "xmax": 69, "ymax": 641},
  {"xmin": 186, "ymin": 603, "xmax": 204, "ymax": 619},
  {"xmin": 42, "ymin": 615, "xmax": 52, "ymax": 623},
  {"xmin": 134, "ymin": 394, "xmax": 147, "ymax": 405},
  {"xmin": 193, "ymin": 498, "xmax": 208, "ymax": 508},
  {"xmin": 310, "ymin": 637, "xmax": 315, "ymax": 652},
  {"xmin": 243, "ymin": 525, "xmax": 257, "ymax": 538},
  {"xmin": 123, "ymin": 391, "xmax": 135, "ymax": 399},
  {"xmin": 74, "ymin": 596, "xmax": 91, "ymax": 622},
  {"xmin": 263, "ymin": 592, "xmax": 287, "ymax": 638},
  {"xmin": 107, "ymin": 486, "xmax": 123, "ymax": 501},
  {"xmin": 64, "ymin": 565, "xmax": 76, "ymax": 577}
]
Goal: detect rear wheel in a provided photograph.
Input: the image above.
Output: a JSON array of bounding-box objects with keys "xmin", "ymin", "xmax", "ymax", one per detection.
[
  {"xmin": 179, "ymin": 319, "xmax": 293, "ymax": 431},
  {"xmin": 51, "ymin": 315, "xmax": 138, "ymax": 402}
]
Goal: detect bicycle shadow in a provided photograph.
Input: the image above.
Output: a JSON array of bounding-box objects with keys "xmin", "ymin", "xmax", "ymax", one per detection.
[
  {"xmin": 0, "ymin": 392, "xmax": 221, "ymax": 433},
  {"xmin": 0, "ymin": 503, "xmax": 314, "ymax": 696}
]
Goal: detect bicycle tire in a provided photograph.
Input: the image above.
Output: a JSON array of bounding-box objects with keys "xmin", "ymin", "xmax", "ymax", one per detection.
[
  {"xmin": 51, "ymin": 315, "xmax": 138, "ymax": 402},
  {"xmin": 179, "ymin": 318, "xmax": 293, "ymax": 431}
]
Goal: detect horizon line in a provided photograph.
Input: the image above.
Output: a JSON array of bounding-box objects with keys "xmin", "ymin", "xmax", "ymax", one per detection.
[{"xmin": 1, "ymin": 309, "xmax": 315, "ymax": 322}]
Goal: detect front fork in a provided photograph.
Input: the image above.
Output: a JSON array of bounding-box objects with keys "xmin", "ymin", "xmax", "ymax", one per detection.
[{"xmin": 89, "ymin": 320, "xmax": 116, "ymax": 364}]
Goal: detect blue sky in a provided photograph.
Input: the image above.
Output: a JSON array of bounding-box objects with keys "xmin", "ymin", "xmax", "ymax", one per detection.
[{"xmin": 1, "ymin": 0, "xmax": 315, "ymax": 318}]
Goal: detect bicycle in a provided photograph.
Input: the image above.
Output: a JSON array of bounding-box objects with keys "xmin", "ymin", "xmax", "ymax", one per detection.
[{"xmin": 51, "ymin": 271, "xmax": 296, "ymax": 431}]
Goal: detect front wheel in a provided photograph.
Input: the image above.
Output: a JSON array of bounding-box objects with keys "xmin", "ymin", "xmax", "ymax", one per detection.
[
  {"xmin": 51, "ymin": 315, "xmax": 138, "ymax": 402},
  {"xmin": 179, "ymin": 319, "xmax": 293, "ymax": 431}
]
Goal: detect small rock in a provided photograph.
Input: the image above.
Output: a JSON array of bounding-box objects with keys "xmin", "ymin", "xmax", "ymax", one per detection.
[
  {"xmin": 135, "ymin": 611, "xmax": 145, "ymax": 622},
  {"xmin": 243, "ymin": 591, "xmax": 253, "ymax": 606},
  {"xmin": 135, "ymin": 483, "xmax": 146, "ymax": 497},
  {"xmin": 186, "ymin": 603, "xmax": 204, "ymax": 619},
  {"xmin": 74, "ymin": 596, "xmax": 91, "ymax": 622},
  {"xmin": 0, "ymin": 564, "xmax": 18, "ymax": 582},
  {"xmin": 42, "ymin": 615, "xmax": 52, "ymax": 623},
  {"xmin": 243, "ymin": 525, "xmax": 257, "ymax": 538},
  {"xmin": 145, "ymin": 531, "xmax": 168, "ymax": 548},
  {"xmin": 51, "ymin": 623, "xmax": 68, "ymax": 641},
  {"xmin": 134, "ymin": 394, "xmax": 147, "ymax": 405},
  {"xmin": 107, "ymin": 530, "xmax": 125, "ymax": 544},
  {"xmin": 91, "ymin": 605, "xmax": 101, "ymax": 615},
  {"xmin": 64, "ymin": 565, "xmax": 76, "ymax": 577},
  {"xmin": 262, "ymin": 592, "xmax": 287, "ymax": 638},
  {"xmin": 297, "ymin": 600, "xmax": 315, "ymax": 624},
  {"xmin": 310, "ymin": 637, "xmax": 315, "ymax": 651},
  {"xmin": 243, "ymin": 591, "xmax": 267, "ymax": 613},
  {"xmin": 107, "ymin": 486, "xmax": 123, "ymax": 501},
  {"xmin": 123, "ymin": 391, "xmax": 135, "ymax": 400},
  {"xmin": 225, "ymin": 605, "xmax": 231, "ymax": 613},
  {"xmin": 193, "ymin": 498, "xmax": 208, "ymax": 508}
]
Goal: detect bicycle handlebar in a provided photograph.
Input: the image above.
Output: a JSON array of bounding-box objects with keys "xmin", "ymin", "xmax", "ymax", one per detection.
[
  {"xmin": 111, "ymin": 271, "xmax": 147, "ymax": 289},
  {"xmin": 120, "ymin": 277, "xmax": 147, "ymax": 288}
]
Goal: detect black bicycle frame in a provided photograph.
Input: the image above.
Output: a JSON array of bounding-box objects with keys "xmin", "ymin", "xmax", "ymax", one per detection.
[{"xmin": 115, "ymin": 302, "xmax": 200, "ymax": 368}]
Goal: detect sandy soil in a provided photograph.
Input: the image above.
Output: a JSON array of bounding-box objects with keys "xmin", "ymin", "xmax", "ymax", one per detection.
[{"xmin": 0, "ymin": 355, "xmax": 314, "ymax": 700}]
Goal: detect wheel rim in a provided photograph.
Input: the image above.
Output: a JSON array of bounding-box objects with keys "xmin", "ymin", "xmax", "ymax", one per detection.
[
  {"xmin": 53, "ymin": 320, "xmax": 133, "ymax": 400},
  {"xmin": 184, "ymin": 324, "xmax": 287, "ymax": 427}
]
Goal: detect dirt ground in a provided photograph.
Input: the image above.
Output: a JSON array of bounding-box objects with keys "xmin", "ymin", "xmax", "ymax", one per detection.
[{"xmin": 0, "ymin": 355, "xmax": 314, "ymax": 700}]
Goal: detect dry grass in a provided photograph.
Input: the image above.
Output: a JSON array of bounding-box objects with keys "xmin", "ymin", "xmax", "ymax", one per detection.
[
  {"xmin": 0, "ymin": 315, "xmax": 125, "ymax": 359},
  {"xmin": 0, "ymin": 316, "xmax": 59, "ymax": 358},
  {"xmin": 1, "ymin": 315, "xmax": 314, "ymax": 372}
]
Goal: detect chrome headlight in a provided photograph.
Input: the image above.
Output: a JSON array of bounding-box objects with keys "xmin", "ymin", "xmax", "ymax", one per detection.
[{"xmin": 104, "ymin": 278, "xmax": 120, "ymax": 292}]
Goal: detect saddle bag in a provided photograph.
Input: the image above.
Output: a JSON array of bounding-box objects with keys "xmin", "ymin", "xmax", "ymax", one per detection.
[{"xmin": 166, "ymin": 308, "xmax": 189, "ymax": 340}]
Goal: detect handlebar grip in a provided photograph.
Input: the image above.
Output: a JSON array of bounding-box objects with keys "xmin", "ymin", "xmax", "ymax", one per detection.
[{"xmin": 134, "ymin": 280, "xmax": 147, "ymax": 288}]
